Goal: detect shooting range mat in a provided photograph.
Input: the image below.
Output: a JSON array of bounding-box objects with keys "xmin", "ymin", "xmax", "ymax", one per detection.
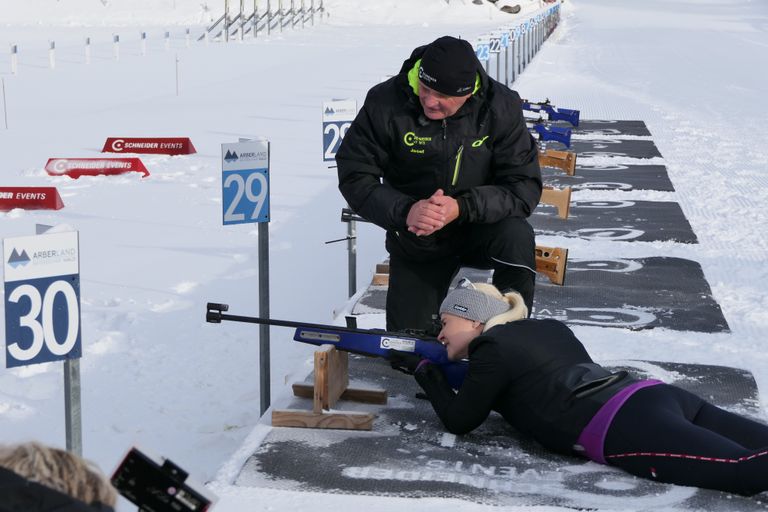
[
  {"xmin": 544, "ymin": 139, "xmax": 662, "ymax": 159},
  {"xmin": 351, "ymin": 257, "xmax": 728, "ymax": 333},
  {"xmin": 234, "ymin": 356, "xmax": 764, "ymax": 510},
  {"xmin": 458, "ymin": 258, "xmax": 729, "ymax": 332},
  {"xmin": 543, "ymin": 164, "xmax": 675, "ymax": 192},
  {"xmin": 531, "ymin": 200, "xmax": 697, "ymax": 243},
  {"xmin": 551, "ymin": 119, "xmax": 652, "ymax": 137}
]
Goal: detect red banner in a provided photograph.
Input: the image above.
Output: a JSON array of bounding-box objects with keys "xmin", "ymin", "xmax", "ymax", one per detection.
[
  {"xmin": 101, "ymin": 137, "xmax": 197, "ymax": 155},
  {"xmin": 0, "ymin": 187, "xmax": 64, "ymax": 211},
  {"xmin": 45, "ymin": 158, "xmax": 150, "ymax": 179}
]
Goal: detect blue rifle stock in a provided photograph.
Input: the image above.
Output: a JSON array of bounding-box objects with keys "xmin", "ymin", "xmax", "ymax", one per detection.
[
  {"xmin": 522, "ymin": 99, "xmax": 581, "ymax": 127},
  {"xmin": 206, "ymin": 302, "xmax": 469, "ymax": 388},
  {"xmin": 529, "ymin": 121, "xmax": 572, "ymax": 148}
]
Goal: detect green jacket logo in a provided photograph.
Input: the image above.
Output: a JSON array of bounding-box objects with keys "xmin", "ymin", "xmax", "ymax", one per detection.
[
  {"xmin": 472, "ymin": 135, "xmax": 490, "ymax": 148},
  {"xmin": 404, "ymin": 131, "xmax": 433, "ymax": 147}
]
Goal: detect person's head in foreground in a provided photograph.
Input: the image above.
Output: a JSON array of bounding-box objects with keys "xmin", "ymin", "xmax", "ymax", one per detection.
[
  {"xmin": 0, "ymin": 441, "xmax": 118, "ymax": 509},
  {"xmin": 437, "ymin": 281, "xmax": 528, "ymax": 360},
  {"xmin": 416, "ymin": 36, "xmax": 481, "ymax": 120}
]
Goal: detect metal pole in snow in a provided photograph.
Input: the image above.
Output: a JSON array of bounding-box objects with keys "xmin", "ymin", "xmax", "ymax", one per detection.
[
  {"xmin": 258, "ymin": 222, "xmax": 271, "ymax": 416},
  {"xmin": 49, "ymin": 41, "xmax": 55, "ymax": 70},
  {"xmin": 113, "ymin": 34, "xmax": 120, "ymax": 61},
  {"xmin": 2, "ymin": 78, "xmax": 8, "ymax": 129},
  {"xmin": 10, "ymin": 44, "xmax": 18, "ymax": 75},
  {"xmin": 64, "ymin": 359, "xmax": 82, "ymax": 457},
  {"xmin": 85, "ymin": 37, "xmax": 91, "ymax": 64},
  {"xmin": 141, "ymin": 32, "xmax": 147, "ymax": 56}
]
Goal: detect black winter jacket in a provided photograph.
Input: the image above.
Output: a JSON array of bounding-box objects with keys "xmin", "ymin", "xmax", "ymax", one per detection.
[
  {"xmin": 336, "ymin": 44, "xmax": 542, "ymax": 260},
  {"xmin": 415, "ymin": 319, "xmax": 636, "ymax": 455},
  {"xmin": 0, "ymin": 467, "xmax": 114, "ymax": 512}
]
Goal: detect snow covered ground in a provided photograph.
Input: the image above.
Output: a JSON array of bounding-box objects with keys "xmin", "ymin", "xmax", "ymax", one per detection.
[{"xmin": 1, "ymin": 0, "xmax": 767, "ymax": 510}]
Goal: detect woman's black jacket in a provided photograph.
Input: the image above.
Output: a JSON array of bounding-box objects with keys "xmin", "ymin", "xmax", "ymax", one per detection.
[{"xmin": 415, "ymin": 319, "xmax": 636, "ymax": 455}]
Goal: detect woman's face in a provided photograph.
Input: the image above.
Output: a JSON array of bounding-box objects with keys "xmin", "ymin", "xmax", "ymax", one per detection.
[{"xmin": 437, "ymin": 313, "xmax": 483, "ymax": 360}]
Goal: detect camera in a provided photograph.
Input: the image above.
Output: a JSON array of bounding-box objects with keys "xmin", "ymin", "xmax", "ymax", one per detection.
[{"xmin": 111, "ymin": 447, "xmax": 216, "ymax": 512}]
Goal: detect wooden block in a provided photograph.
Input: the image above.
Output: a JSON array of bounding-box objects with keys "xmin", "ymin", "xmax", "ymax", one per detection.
[
  {"xmin": 375, "ymin": 263, "xmax": 390, "ymax": 275},
  {"xmin": 272, "ymin": 410, "xmax": 375, "ymax": 431},
  {"xmin": 371, "ymin": 273, "xmax": 390, "ymax": 286},
  {"xmin": 293, "ymin": 383, "xmax": 388, "ymax": 405},
  {"xmin": 539, "ymin": 148, "xmax": 577, "ymax": 176},
  {"xmin": 535, "ymin": 246, "xmax": 568, "ymax": 286},
  {"xmin": 313, "ymin": 346, "xmax": 349, "ymax": 412},
  {"xmin": 541, "ymin": 186, "xmax": 572, "ymax": 219}
]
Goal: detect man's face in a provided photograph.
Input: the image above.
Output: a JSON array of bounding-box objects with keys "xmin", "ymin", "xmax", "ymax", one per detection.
[
  {"xmin": 418, "ymin": 81, "xmax": 471, "ymax": 120},
  {"xmin": 437, "ymin": 313, "xmax": 483, "ymax": 360}
]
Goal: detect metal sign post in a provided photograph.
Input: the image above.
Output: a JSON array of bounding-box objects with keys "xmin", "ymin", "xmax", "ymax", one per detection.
[
  {"xmin": 322, "ymin": 99, "xmax": 358, "ymax": 297},
  {"xmin": 221, "ymin": 139, "xmax": 271, "ymax": 415},
  {"xmin": 3, "ymin": 231, "xmax": 83, "ymax": 455}
]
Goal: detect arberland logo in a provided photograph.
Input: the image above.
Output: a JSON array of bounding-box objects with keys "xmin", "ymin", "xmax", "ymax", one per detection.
[
  {"xmin": 324, "ymin": 107, "xmax": 335, "ymax": 115},
  {"xmin": 224, "ymin": 150, "xmax": 239, "ymax": 162},
  {"xmin": 452, "ymin": 304, "xmax": 469, "ymax": 313},
  {"xmin": 7, "ymin": 248, "xmax": 31, "ymax": 268}
]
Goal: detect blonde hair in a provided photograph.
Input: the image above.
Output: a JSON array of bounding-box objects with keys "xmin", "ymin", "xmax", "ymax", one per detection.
[
  {"xmin": 0, "ymin": 442, "xmax": 117, "ymax": 507},
  {"xmin": 470, "ymin": 282, "xmax": 528, "ymax": 332}
]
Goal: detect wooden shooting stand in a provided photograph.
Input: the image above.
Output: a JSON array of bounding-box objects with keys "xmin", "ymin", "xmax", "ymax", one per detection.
[
  {"xmin": 536, "ymin": 246, "xmax": 568, "ymax": 285},
  {"xmin": 539, "ymin": 148, "xmax": 577, "ymax": 175},
  {"xmin": 272, "ymin": 345, "xmax": 387, "ymax": 431},
  {"xmin": 541, "ymin": 186, "xmax": 572, "ymax": 219},
  {"xmin": 372, "ymin": 244, "xmax": 568, "ymax": 287}
]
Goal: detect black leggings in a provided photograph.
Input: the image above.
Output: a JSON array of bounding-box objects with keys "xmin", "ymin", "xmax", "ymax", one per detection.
[{"xmin": 604, "ymin": 384, "xmax": 768, "ymax": 496}]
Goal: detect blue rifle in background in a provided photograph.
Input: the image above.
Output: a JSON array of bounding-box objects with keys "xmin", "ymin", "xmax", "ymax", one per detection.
[
  {"xmin": 522, "ymin": 98, "xmax": 581, "ymax": 126},
  {"xmin": 206, "ymin": 302, "xmax": 469, "ymax": 388},
  {"xmin": 528, "ymin": 118, "xmax": 573, "ymax": 148}
]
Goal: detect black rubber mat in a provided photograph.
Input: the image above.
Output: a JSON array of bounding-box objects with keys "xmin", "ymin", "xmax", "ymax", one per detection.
[
  {"xmin": 354, "ymin": 257, "xmax": 728, "ymax": 333},
  {"xmin": 543, "ymin": 139, "xmax": 663, "ymax": 159},
  {"xmin": 531, "ymin": 200, "xmax": 697, "ymax": 243},
  {"xmin": 235, "ymin": 356, "xmax": 762, "ymax": 510},
  {"xmin": 551, "ymin": 119, "xmax": 652, "ymax": 137},
  {"xmin": 543, "ymin": 163, "xmax": 675, "ymax": 192},
  {"xmin": 461, "ymin": 257, "xmax": 728, "ymax": 332}
]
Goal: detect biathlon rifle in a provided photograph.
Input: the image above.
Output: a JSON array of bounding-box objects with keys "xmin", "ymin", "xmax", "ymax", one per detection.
[
  {"xmin": 527, "ymin": 118, "xmax": 572, "ymax": 148},
  {"xmin": 206, "ymin": 302, "xmax": 468, "ymax": 388},
  {"xmin": 522, "ymin": 98, "xmax": 580, "ymax": 127}
]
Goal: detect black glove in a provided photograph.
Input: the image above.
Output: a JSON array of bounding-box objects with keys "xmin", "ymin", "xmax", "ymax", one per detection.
[{"xmin": 387, "ymin": 350, "xmax": 424, "ymax": 375}]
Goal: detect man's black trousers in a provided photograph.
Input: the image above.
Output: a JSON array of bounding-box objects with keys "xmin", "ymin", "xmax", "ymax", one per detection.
[{"xmin": 386, "ymin": 217, "xmax": 536, "ymax": 333}]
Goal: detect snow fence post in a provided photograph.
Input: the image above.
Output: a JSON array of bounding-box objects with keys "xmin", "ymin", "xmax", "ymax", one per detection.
[
  {"xmin": 113, "ymin": 34, "xmax": 120, "ymax": 61},
  {"xmin": 49, "ymin": 41, "xmax": 55, "ymax": 70},
  {"xmin": 85, "ymin": 37, "xmax": 90, "ymax": 64},
  {"xmin": 141, "ymin": 31, "xmax": 147, "ymax": 56},
  {"xmin": 2, "ymin": 78, "xmax": 8, "ymax": 129},
  {"xmin": 10, "ymin": 44, "xmax": 17, "ymax": 75}
]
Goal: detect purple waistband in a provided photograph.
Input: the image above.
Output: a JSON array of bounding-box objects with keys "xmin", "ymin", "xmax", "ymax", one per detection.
[{"xmin": 576, "ymin": 379, "xmax": 663, "ymax": 464}]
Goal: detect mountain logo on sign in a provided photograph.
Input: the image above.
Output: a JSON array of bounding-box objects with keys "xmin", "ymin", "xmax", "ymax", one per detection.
[
  {"xmin": 324, "ymin": 107, "xmax": 335, "ymax": 115},
  {"xmin": 7, "ymin": 248, "xmax": 31, "ymax": 268},
  {"xmin": 224, "ymin": 150, "xmax": 239, "ymax": 162}
]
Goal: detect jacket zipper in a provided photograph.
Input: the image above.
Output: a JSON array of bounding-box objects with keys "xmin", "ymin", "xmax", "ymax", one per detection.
[
  {"xmin": 442, "ymin": 119, "xmax": 447, "ymax": 140},
  {"xmin": 452, "ymin": 145, "xmax": 464, "ymax": 186}
]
